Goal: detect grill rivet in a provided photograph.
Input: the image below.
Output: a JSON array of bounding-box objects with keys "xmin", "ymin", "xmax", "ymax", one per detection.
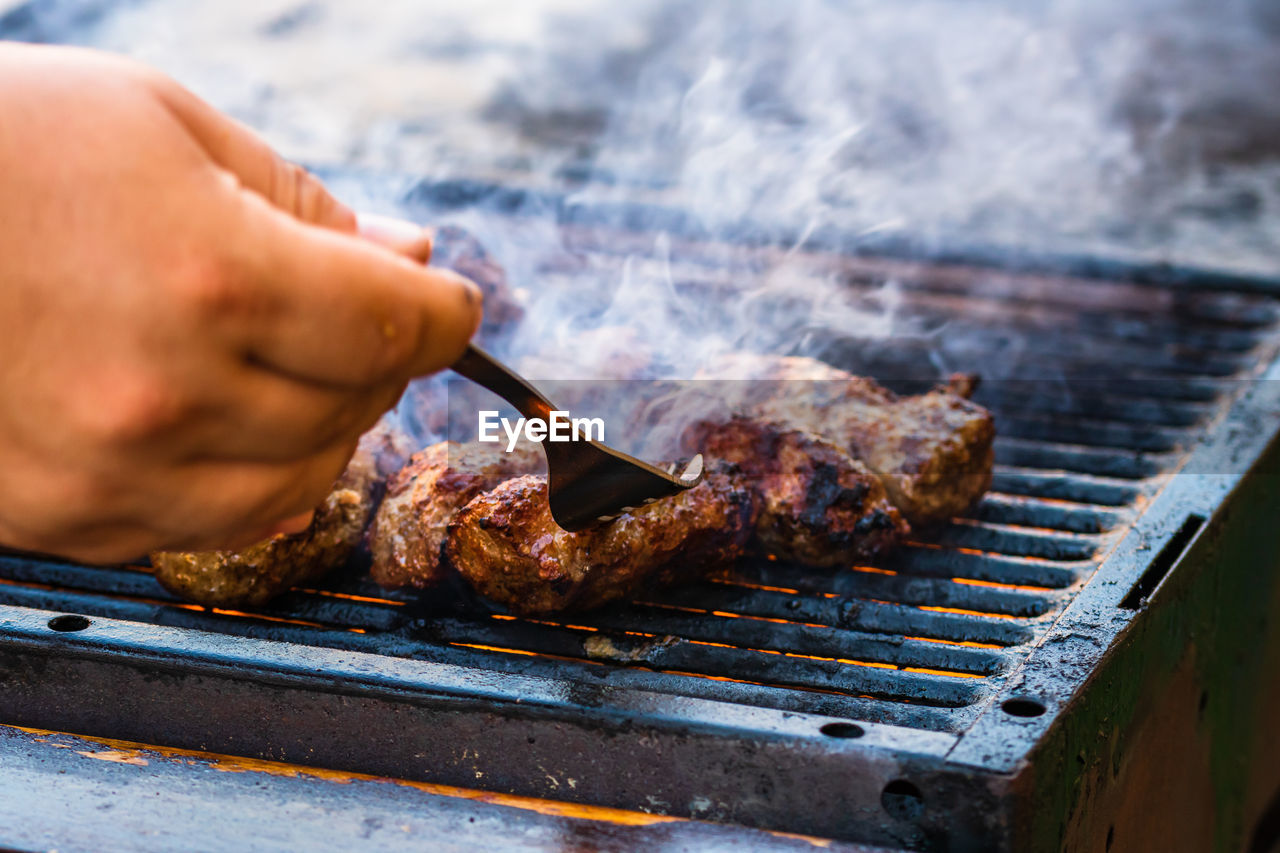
[
  {"xmin": 47, "ymin": 615, "xmax": 90, "ymax": 632},
  {"xmin": 881, "ymin": 779, "xmax": 925, "ymax": 821},
  {"xmin": 820, "ymin": 722, "xmax": 864, "ymax": 739},
  {"xmin": 1001, "ymin": 696, "xmax": 1047, "ymax": 717}
]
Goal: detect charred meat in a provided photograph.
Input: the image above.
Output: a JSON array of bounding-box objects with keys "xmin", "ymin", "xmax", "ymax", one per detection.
[
  {"xmin": 446, "ymin": 470, "xmax": 754, "ymax": 614},
  {"xmin": 369, "ymin": 441, "xmax": 542, "ymax": 589},
  {"xmin": 696, "ymin": 354, "xmax": 994, "ymax": 526},
  {"xmin": 432, "ymin": 225, "xmax": 524, "ymax": 334},
  {"xmin": 150, "ymin": 487, "xmax": 370, "ymax": 609},
  {"xmin": 688, "ymin": 418, "xmax": 908, "ymax": 565}
]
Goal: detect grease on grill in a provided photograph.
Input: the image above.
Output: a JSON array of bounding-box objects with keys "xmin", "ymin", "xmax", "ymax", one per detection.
[{"xmin": 583, "ymin": 633, "xmax": 681, "ymax": 662}]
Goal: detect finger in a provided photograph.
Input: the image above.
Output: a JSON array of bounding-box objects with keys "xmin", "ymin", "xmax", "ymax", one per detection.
[
  {"xmin": 230, "ymin": 191, "xmax": 483, "ymax": 386},
  {"xmin": 358, "ymin": 213, "xmax": 433, "ymax": 264},
  {"xmin": 208, "ymin": 508, "xmax": 316, "ymax": 552},
  {"xmin": 152, "ymin": 75, "xmax": 357, "ymax": 233},
  {"xmin": 154, "ymin": 439, "xmax": 359, "ymax": 549},
  {"xmin": 0, "ymin": 503, "xmax": 159, "ymax": 565},
  {"xmin": 155, "ymin": 71, "xmax": 438, "ymax": 269},
  {"xmin": 268, "ymin": 510, "xmax": 315, "ymax": 538},
  {"xmin": 191, "ymin": 368, "xmax": 406, "ymax": 462},
  {"xmin": 46, "ymin": 522, "xmax": 162, "ymax": 565}
]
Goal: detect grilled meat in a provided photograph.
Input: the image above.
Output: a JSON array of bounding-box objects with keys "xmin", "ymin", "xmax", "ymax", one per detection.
[
  {"xmin": 696, "ymin": 354, "xmax": 994, "ymax": 525},
  {"xmin": 149, "ymin": 420, "xmax": 409, "ymax": 604},
  {"xmin": 687, "ymin": 418, "xmax": 908, "ymax": 565},
  {"xmin": 446, "ymin": 470, "xmax": 754, "ymax": 614},
  {"xmin": 151, "ymin": 487, "xmax": 370, "ymax": 609},
  {"xmin": 149, "ymin": 425, "xmax": 408, "ymax": 608},
  {"xmin": 369, "ymin": 441, "xmax": 543, "ymax": 589},
  {"xmin": 432, "ymin": 225, "xmax": 524, "ymax": 334}
]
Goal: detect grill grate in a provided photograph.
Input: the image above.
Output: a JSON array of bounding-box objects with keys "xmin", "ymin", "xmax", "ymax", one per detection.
[{"xmin": 2, "ymin": 195, "xmax": 1278, "ymax": 737}]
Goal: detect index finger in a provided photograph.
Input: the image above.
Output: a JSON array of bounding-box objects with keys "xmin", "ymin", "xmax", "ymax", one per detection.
[
  {"xmin": 151, "ymin": 72, "xmax": 356, "ymax": 233},
  {"xmin": 224, "ymin": 188, "xmax": 483, "ymax": 387}
]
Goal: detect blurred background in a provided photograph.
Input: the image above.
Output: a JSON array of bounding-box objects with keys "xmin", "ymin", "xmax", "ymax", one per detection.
[{"xmin": 5, "ymin": 0, "xmax": 1278, "ymax": 276}]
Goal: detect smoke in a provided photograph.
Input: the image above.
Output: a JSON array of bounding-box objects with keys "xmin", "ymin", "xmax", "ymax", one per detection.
[
  {"xmin": 492, "ymin": 0, "xmax": 1280, "ymax": 269},
  {"xmin": 64, "ymin": 0, "xmax": 1280, "ymax": 275},
  {"xmin": 20, "ymin": 0, "xmax": 1280, "ymax": 442}
]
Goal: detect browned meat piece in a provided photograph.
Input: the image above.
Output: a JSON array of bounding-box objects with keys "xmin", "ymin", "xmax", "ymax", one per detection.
[
  {"xmin": 695, "ymin": 354, "xmax": 994, "ymax": 526},
  {"xmin": 150, "ymin": 424, "xmax": 409, "ymax": 608},
  {"xmin": 688, "ymin": 418, "xmax": 908, "ymax": 565},
  {"xmin": 369, "ymin": 441, "xmax": 543, "ymax": 589},
  {"xmin": 446, "ymin": 470, "xmax": 754, "ymax": 614},
  {"xmin": 150, "ymin": 488, "xmax": 370, "ymax": 609},
  {"xmin": 432, "ymin": 225, "xmax": 524, "ymax": 334},
  {"xmin": 943, "ymin": 372, "xmax": 980, "ymax": 400}
]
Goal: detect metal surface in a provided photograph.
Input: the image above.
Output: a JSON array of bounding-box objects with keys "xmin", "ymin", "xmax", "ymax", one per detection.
[
  {"xmin": 954, "ymin": 361, "xmax": 1280, "ymax": 850},
  {"xmin": 450, "ymin": 342, "xmax": 703, "ymax": 530},
  {"xmin": 402, "ymin": 177, "xmax": 1280, "ymax": 299},
  {"xmin": 0, "ymin": 724, "xmax": 875, "ymax": 853},
  {"xmin": 1, "ymin": 175, "xmax": 1279, "ymax": 847}
]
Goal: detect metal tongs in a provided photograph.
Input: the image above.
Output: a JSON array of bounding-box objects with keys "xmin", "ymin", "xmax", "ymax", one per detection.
[{"xmin": 452, "ymin": 344, "xmax": 704, "ymax": 531}]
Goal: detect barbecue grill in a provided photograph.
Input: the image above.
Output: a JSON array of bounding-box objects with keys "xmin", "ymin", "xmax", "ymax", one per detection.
[
  {"xmin": 5, "ymin": 2, "xmax": 1280, "ymax": 851},
  {"xmin": 3, "ymin": 166, "xmax": 1280, "ymax": 851}
]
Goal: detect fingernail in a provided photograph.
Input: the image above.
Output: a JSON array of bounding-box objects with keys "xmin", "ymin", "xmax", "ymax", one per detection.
[
  {"xmin": 357, "ymin": 212, "xmax": 433, "ymax": 262},
  {"xmin": 357, "ymin": 212, "xmax": 422, "ymax": 242},
  {"xmin": 463, "ymin": 278, "xmax": 485, "ymax": 333}
]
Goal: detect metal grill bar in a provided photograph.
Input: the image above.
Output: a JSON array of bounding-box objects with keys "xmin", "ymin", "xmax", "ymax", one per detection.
[
  {"xmin": 971, "ymin": 494, "xmax": 1126, "ymax": 534},
  {"xmin": 889, "ymin": 548, "xmax": 1087, "ymax": 588},
  {"xmin": 988, "ymin": 468, "xmax": 1143, "ymax": 505},
  {"xmin": 991, "ymin": 438, "xmax": 1171, "ymax": 479},
  {"xmin": 0, "ymin": 574, "xmax": 974, "ymax": 731}
]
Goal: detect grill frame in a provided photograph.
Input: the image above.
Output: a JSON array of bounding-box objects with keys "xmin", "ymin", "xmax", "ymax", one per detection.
[{"xmin": 2, "ymin": 177, "xmax": 1280, "ymax": 847}]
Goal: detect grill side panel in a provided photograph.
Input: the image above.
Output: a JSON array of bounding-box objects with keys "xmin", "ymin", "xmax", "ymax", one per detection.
[
  {"xmin": 0, "ymin": 602, "xmax": 995, "ymax": 848},
  {"xmin": 951, "ymin": 375, "xmax": 1280, "ymax": 852}
]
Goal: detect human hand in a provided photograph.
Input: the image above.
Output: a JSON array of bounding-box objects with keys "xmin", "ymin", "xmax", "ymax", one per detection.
[{"xmin": 0, "ymin": 43, "xmax": 480, "ymax": 562}]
